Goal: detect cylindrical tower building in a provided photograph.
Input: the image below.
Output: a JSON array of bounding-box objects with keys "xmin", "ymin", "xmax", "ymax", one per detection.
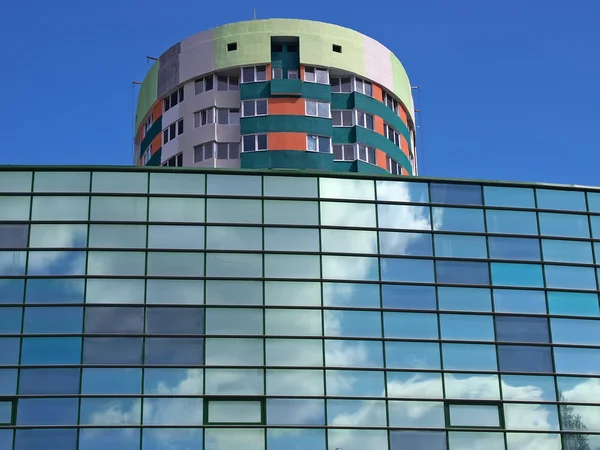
[{"xmin": 134, "ymin": 19, "xmax": 417, "ymax": 175}]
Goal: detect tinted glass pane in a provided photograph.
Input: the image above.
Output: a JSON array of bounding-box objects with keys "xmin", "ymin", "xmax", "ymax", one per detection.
[
  {"xmin": 144, "ymin": 398, "xmax": 203, "ymax": 425},
  {"xmin": 19, "ymin": 368, "xmax": 80, "ymax": 394},
  {"xmin": 0, "ymin": 369, "xmax": 17, "ymax": 395},
  {"xmin": 547, "ymin": 291, "xmax": 599, "ymax": 317},
  {"xmin": 432, "ymin": 207, "xmax": 484, "ymax": 232},
  {"xmin": 484, "ymin": 186, "xmax": 535, "ymax": 208},
  {"xmin": 264, "ymin": 200, "xmax": 319, "ymax": 225},
  {"xmin": 430, "ymin": 183, "xmax": 482, "ymax": 205},
  {"xmin": 0, "ymin": 338, "xmax": 19, "ymax": 364},
  {"xmin": 551, "ymin": 318, "xmax": 600, "ymax": 345},
  {"xmin": 0, "ymin": 224, "xmax": 29, "ymax": 248},
  {"xmin": 498, "ymin": 345, "xmax": 553, "ymax": 373},
  {"xmin": 491, "ymin": 263, "xmax": 543, "ymax": 287},
  {"xmin": 83, "ymin": 338, "xmax": 143, "ymax": 364},
  {"xmin": 382, "ymin": 285, "xmax": 436, "ymax": 310},
  {"xmin": 207, "ymin": 174, "xmax": 261, "ymax": 196},
  {"xmin": 207, "ymin": 280, "xmax": 262, "ymax": 305},
  {"xmin": 90, "ymin": 196, "xmax": 147, "ymax": 221},
  {"xmin": 323, "ymin": 283, "xmax": 378, "ymax": 308},
  {"xmin": 267, "ymin": 339, "xmax": 323, "ymax": 367},
  {"xmin": 206, "ymin": 253, "xmax": 262, "ymax": 278},
  {"xmin": 0, "ymin": 279, "xmax": 24, "ymax": 304},
  {"xmin": 147, "ymin": 225, "xmax": 204, "ymax": 249},
  {"xmin": 325, "ymin": 370, "xmax": 382, "ymax": 396},
  {"xmin": 0, "ymin": 196, "xmax": 30, "ymax": 221},
  {"xmin": 31, "ymin": 196, "xmax": 88, "ymax": 220},
  {"xmin": 539, "ymin": 212, "xmax": 589, "ymax": 237},
  {"xmin": 547, "ymin": 265, "xmax": 597, "ymax": 290},
  {"xmin": 537, "ymin": 188, "xmax": 586, "ymax": 211},
  {"xmin": 79, "ymin": 428, "xmax": 140, "ymax": 450},
  {"xmin": 206, "ymin": 307, "xmax": 261, "ymax": 334},
  {"xmin": 379, "ymin": 232, "xmax": 431, "ymax": 256},
  {"xmin": 502, "ymin": 374, "xmax": 556, "ymax": 401},
  {"xmin": 322, "ymin": 229, "xmax": 377, "ymax": 254},
  {"xmin": 24, "ymin": 306, "xmax": 82, "ymax": 333},
  {"xmin": 85, "ymin": 307, "xmax": 143, "ymax": 333},
  {"xmin": 489, "ymin": 236, "xmax": 540, "ymax": 261},
  {"xmin": 207, "ymin": 226, "xmax": 263, "ymax": 251},
  {"xmin": 15, "ymin": 429, "xmax": 77, "ymax": 450},
  {"xmin": 266, "ymin": 228, "xmax": 319, "ymax": 252},
  {"xmin": 438, "ymin": 287, "xmax": 491, "ymax": 311},
  {"xmin": 205, "ymin": 368, "xmax": 263, "ymax": 395},
  {"xmin": 494, "ymin": 289, "xmax": 547, "ymax": 314},
  {"xmin": 80, "ymin": 398, "xmax": 141, "ymax": 425},
  {"xmin": 449, "ymin": 431, "xmax": 505, "ymax": 449},
  {"xmin": 449, "ymin": 404, "xmax": 499, "ymax": 427},
  {"xmin": 486, "ymin": 210, "xmax": 538, "ymax": 234},
  {"xmin": 205, "ymin": 429, "xmax": 264, "ymax": 450},
  {"xmin": 377, "ymin": 204, "xmax": 431, "ymax": 230},
  {"xmin": 82, "ymin": 368, "xmax": 141, "ymax": 394},
  {"xmin": 554, "ymin": 347, "xmax": 600, "ymax": 374},
  {"xmin": 440, "ymin": 314, "xmax": 495, "ymax": 341},
  {"xmin": 146, "ymin": 307, "xmax": 204, "ymax": 334},
  {"xmin": 0, "ymin": 307, "xmax": 21, "ymax": 333},
  {"xmin": 327, "ymin": 400, "xmax": 385, "ymax": 426},
  {"xmin": 149, "ymin": 197, "xmax": 204, "ymax": 222},
  {"xmin": 0, "ymin": 172, "xmax": 31, "ymax": 192},
  {"xmin": 87, "ymin": 251, "xmax": 145, "ymax": 276},
  {"xmin": 144, "ymin": 338, "xmax": 204, "ymax": 365},
  {"xmin": 322, "ymin": 256, "xmax": 377, "ymax": 281},
  {"xmin": 0, "ymin": 251, "xmax": 26, "ymax": 275},
  {"xmin": 320, "ymin": 178, "xmax": 374, "ymax": 200},
  {"xmin": 376, "ymin": 180, "xmax": 429, "ymax": 202},
  {"xmin": 444, "ymin": 373, "xmax": 500, "ymax": 400},
  {"xmin": 206, "ymin": 338, "xmax": 263, "ymax": 366},
  {"xmin": 321, "ymin": 202, "xmax": 376, "ymax": 228},
  {"xmin": 387, "ymin": 371, "xmax": 443, "ymax": 399},
  {"xmin": 268, "ymin": 369, "xmax": 324, "ymax": 396},
  {"xmin": 17, "ymin": 398, "xmax": 78, "ymax": 425},
  {"xmin": 92, "ymin": 172, "xmax": 147, "ymax": 193},
  {"xmin": 29, "ymin": 224, "xmax": 86, "ymax": 248},
  {"xmin": 34, "ymin": 171, "xmax": 90, "ymax": 192},
  {"xmin": 437, "ymin": 261, "xmax": 489, "ymax": 285},
  {"xmin": 542, "ymin": 239, "xmax": 593, "ymax": 263},
  {"xmin": 434, "ymin": 234, "xmax": 487, "ymax": 258},
  {"xmin": 496, "ymin": 316, "xmax": 550, "ymax": 343},
  {"xmin": 384, "ymin": 312, "xmax": 438, "ymax": 339},
  {"xmin": 267, "ymin": 429, "xmax": 325, "ymax": 450},
  {"xmin": 88, "ymin": 224, "xmax": 145, "ymax": 248},
  {"xmin": 443, "ymin": 344, "xmax": 497, "ymax": 371},
  {"xmin": 149, "ymin": 172, "xmax": 205, "ymax": 194},
  {"xmin": 86, "ymin": 279, "xmax": 144, "ymax": 304},
  {"xmin": 390, "ymin": 431, "xmax": 446, "ymax": 450},
  {"xmin": 27, "ymin": 279, "xmax": 84, "ymax": 304},
  {"xmin": 505, "ymin": 403, "xmax": 559, "ymax": 431},
  {"xmin": 21, "ymin": 337, "xmax": 81, "ymax": 364},
  {"xmin": 381, "ymin": 258, "xmax": 434, "ymax": 283},
  {"xmin": 385, "ymin": 342, "xmax": 440, "ymax": 369},
  {"xmin": 270, "ymin": 309, "xmax": 322, "ymax": 336},
  {"xmin": 263, "ymin": 176, "xmax": 317, "ymax": 198}
]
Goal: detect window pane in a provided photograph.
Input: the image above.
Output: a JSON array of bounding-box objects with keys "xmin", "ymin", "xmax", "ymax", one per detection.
[
  {"xmin": 449, "ymin": 404, "xmax": 500, "ymax": 427},
  {"xmin": 489, "ymin": 236, "xmax": 541, "ymax": 261},
  {"xmin": 494, "ymin": 289, "xmax": 546, "ymax": 314},
  {"xmin": 322, "ymin": 255, "xmax": 378, "ymax": 281},
  {"xmin": 206, "ymin": 308, "xmax": 262, "ymax": 335},
  {"xmin": 385, "ymin": 342, "xmax": 440, "ymax": 369},
  {"xmin": 90, "ymin": 196, "xmax": 147, "ymax": 222},
  {"xmin": 205, "ymin": 429, "xmax": 264, "ymax": 450},
  {"xmin": 15, "ymin": 429, "xmax": 77, "ymax": 450},
  {"xmin": 449, "ymin": 432, "xmax": 505, "ymax": 449},
  {"xmin": 377, "ymin": 204, "xmax": 431, "ymax": 230},
  {"xmin": 380, "ymin": 232, "xmax": 432, "ymax": 256},
  {"xmin": 327, "ymin": 399, "xmax": 385, "ymax": 426},
  {"xmin": 207, "ymin": 174, "xmax": 261, "ymax": 196},
  {"xmin": 0, "ymin": 224, "xmax": 29, "ymax": 248},
  {"xmin": 149, "ymin": 172, "xmax": 205, "ymax": 194},
  {"xmin": 324, "ymin": 283, "xmax": 378, "ymax": 308},
  {"xmin": 148, "ymin": 225, "xmax": 204, "ymax": 249},
  {"xmin": 80, "ymin": 428, "xmax": 139, "ymax": 450},
  {"xmin": 384, "ymin": 312, "xmax": 438, "ymax": 339},
  {"xmin": 209, "ymin": 400, "xmax": 261, "ymax": 423},
  {"xmin": 146, "ymin": 307, "xmax": 203, "ymax": 334},
  {"xmin": 321, "ymin": 202, "xmax": 376, "ymax": 227},
  {"xmin": 554, "ymin": 347, "xmax": 600, "ymax": 374},
  {"xmin": 539, "ymin": 212, "xmax": 589, "ymax": 237},
  {"xmin": 206, "ymin": 280, "xmax": 262, "ymax": 305},
  {"xmin": 267, "ymin": 429, "xmax": 325, "ymax": 450},
  {"xmin": 537, "ymin": 188, "xmax": 586, "ymax": 211},
  {"xmin": 486, "ymin": 209, "xmax": 538, "ymax": 235},
  {"xmin": 496, "ymin": 316, "xmax": 549, "ymax": 343},
  {"xmin": 498, "ymin": 345, "xmax": 553, "ymax": 373},
  {"xmin": 82, "ymin": 368, "xmax": 141, "ymax": 394},
  {"xmin": 503, "ymin": 374, "xmax": 556, "ymax": 401},
  {"xmin": 0, "ymin": 172, "xmax": 32, "ymax": 192},
  {"xmin": 267, "ymin": 339, "xmax": 323, "ymax": 366},
  {"xmin": 325, "ymin": 370, "xmax": 383, "ymax": 396},
  {"xmin": 0, "ymin": 196, "xmax": 30, "ymax": 220},
  {"xmin": 87, "ymin": 251, "xmax": 145, "ymax": 276},
  {"xmin": 444, "ymin": 373, "xmax": 500, "ymax": 400},
  {"xmin": 433, "ymin": 207, "xmax": 484, "ymax": 232},
  {"xmin": 83, "ymin": 337, "xmax": 142, "ymax": 364},
  {"xmin": 147, "ymin": 252, "xmax": 204, "ymax": 277},
  {"xmin": 438, "ymin": 287, "xmax": 492, "ymax": 311},
  {"xmin": 80, "ymin": 398, "xmax": 140, "ymax": 425},
  {"xmin": 21, "ymin": 337, "xmax": 81, "ymax": 365},
  {"xmin": 551, "ymin": 318, "xmax": 600, "ymax": 345},
  {"xmin": 92, "ymin": 172, "xmax": 147, "ymax": 193},
  {"xmin": 205, "ymin": 368, "xmax": 263, "ymax": 395},
  {"xmin": 267, "ymin": 309, "xmax": 322, "ymax": 336},
  {"xmin": 207, "ymin": 226, "xmax": 262, "ymax": 251},
  {"xmin": 320, "ymin": 178, "xmax": 374, "ymax": 200},
  {"xmin": 505, "ymin": 403, "xmax": 559, "ymax": 431},
  {"xmin": 263, "ymin": 176, "xmax": 317, "ymax": 198},
  {"xmin": 322, "ymin": 229, "xmax": 377, "ymax": 254},
  {"xmin": 443, "ymin": 344, "xmax": 497, "ymax": 371},
  {"xmin": 264, "ymin": 200, "xmax": 318, "ymax": 225},
  {"xmin": 17, "ymin": 398, "xmax": 79, "ymax": 425},
  {"xmin": 19, "ymin": 368, "xmax": 80, "ymax": 394},
  {"xmin": 149, "ymin": 197, "xmax": 204, "ymax": 222},
  {"xmin": 434, "ymin": 234, "xmax": 487, "ymax": 258},
  {"xmin": 382, "ymin": 285, "xmax": 436, "ymax": 310},
  {"xmin": 88, "ymin": 224, "xmax": 144, "ymax": 248},
  {"xmin": 24, "ymin": 306, "xmax": 82, "ymax": 333},
  {"xmin": 484, "ymin": 186, "xmax": 535, "ymax": 208},
  {"xmin": 547, "ymin": 291, "xmax": 599, "ymax": 317},
  {"xmin": 430, "ymin": 183, "xmax": 482, "ymax": 205},
  {"xmin": 491, "ymin": 263, "xmax": 543, "ymax": 287},
  {"xmin": 265, "ymin": 228, "xmax": 318, "ymax": 252},
  {"xmin": 381, "ymin": 258, "xmax": 434, "ymax": 283},
  {"xmin": 206, "ymin": 253, "xmax": 262, "ymax": 278},
  {"xmin": 440, "ymin": 314, "xmax": 494, "ymax": 341},
  {"xmin": 547, "ymin": 265, "xmax": 597, "ymax": 290},
  {"xmin": 32, "ymin": 196, "xmax": 88, "ymax": 220},
  {"xmin": 143, "ymin": 368, "xmax": 203, "ymax": 394},
  {"xmin": 437, "ymin": 261, "xmax": 490, "ymax": 284},
  {"xmin": 86, "ymin": 279, "xmax": 144, "ymax": 304},
  {"xmin": 0, "ymin": 369, "xmax": 17, "ymax": 395},
  {"xmin": 143, "ymin": 398, "xmax": 203, "ymax": 425},
  {"xmin": 325, "ymin": 310, "xmax": 380, "ymax": 337},
  {"xmin": 390, "ymin": 431, "xmax": 446, "ymax": 450},
  {"xmin": 205, "ymin": 338, "xmax": 263, "ymax": 365},
  {"xmin": 27, "ymin": 279, "xmax": 84, "ymax": 304},
  {"xmin": 0, "ymin": 307, "xmax": 21, "ymax": 333},
  {"xmin": 207, "ymin": 198, "xmax": 261, "ymax": 223},
  {"xmin": 34, "ymin": 171, "xmax": 90, "ymax": 192},
  {"xmin": 144, "ymin": 338, "xmax": 204, "ymax": 365}
]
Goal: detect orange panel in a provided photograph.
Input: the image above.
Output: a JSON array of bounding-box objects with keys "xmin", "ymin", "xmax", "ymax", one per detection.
[
  {"xmin": 268, "ymin": 98, "xmax": 305, "ymax": 115},
  {"xmin": 376, "ymin": 149, "xmax": 388, "ymax": 170},
  {"xmin": 266, "ymin": 63, "xmax": 272, "ymax": 81},
  {"xmin": 373, "ymin": 83, "xmax": 383, "ymax": 102},
  {"xmin": 399, "ymin": 107, "xmax": 408, "ymax": 127},
  {"xmin": 300, "ymin": 65, "xmax": 305, "ymax": 80},
  {"xmin": 374, "ymin": 116, "xmax": 384, "ymax": 135},
  {"xmin": 268, "ymin": 132, "xmax": 307, "ymax": 150},
  {"xmin": 152, "ymin": 101, "xmax": 163, "ymax": 120},
  {"xmin": 400, "ymin": 135, "xmax": 410, "ymax": 158},
  {"xmin": 151, "ymin": 134, "xmax": 162, "ymax": 155}
]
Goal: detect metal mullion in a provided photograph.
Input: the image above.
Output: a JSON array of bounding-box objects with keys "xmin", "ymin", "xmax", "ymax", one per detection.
[
  {"xmin": 202, "ymin": 172, "xmax": 208, "ymax": 450},
  {"xmin": 261, "ymin": 175, "xmax": 267, "ymax": 409}
]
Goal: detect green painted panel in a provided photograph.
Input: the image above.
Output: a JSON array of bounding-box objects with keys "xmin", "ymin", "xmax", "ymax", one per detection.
[
  {"xmin": 240, "ymin": 81, "xmax": 330, "ymax": 101},
  {"xmin": 331, "ymin": 93, "xmax": 354, "ymax": 110},
  {"xmin": 354, "ymin": 93, "xmax": 411, "ymax": 145},
  {"xmin": 355, "ymin": 127, "xmax": 413, "ymax": 175},
  {"xmin": 135, "ymin": 61, "xmax": 159, "ymax": 129},
  {"xmin": 391, "ymin": 55, "xmax": 415, "ymax": 123},
  {"xmin": 270, "ymin": 79, "xmax": 302, "ymax": 96},
  {"xmin": 240, "ymin": 82, "xmax": 271, "ymax": 100},
  {"xmin": 355, "ymin": 160, "xmax": 390, "ymax": 175},
  {"xmin": 147, "ymin": 148, "xmax": 162, "ymax": 166},
  {"xmin": 211, "ymin": 19, "xmax": 366, "ymax": 76},
  {"xmin": 332, "ymin": 127, "xmax": 356, "ymax": 144},
  {"xmin": 241, "ymin": 150, "xmax": 334, "ymax": 171},
  {"xmin": 140, "ymin": 116, "xmax": 163, "ymax": 152},
  {"xmin": 241, "ymin": 116, "xmax": 332, "ymax": 136}
]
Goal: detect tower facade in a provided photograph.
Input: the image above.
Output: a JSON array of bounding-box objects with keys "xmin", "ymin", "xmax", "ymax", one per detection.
[{"xmin": 134, "ymin": 19, "xmax": 417, "ymax": 175}]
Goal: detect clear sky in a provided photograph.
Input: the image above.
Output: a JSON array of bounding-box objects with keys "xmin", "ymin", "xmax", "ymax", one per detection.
[{"xmin": 1, "ymin": 0, "xmax": 598, "ymax": 185}]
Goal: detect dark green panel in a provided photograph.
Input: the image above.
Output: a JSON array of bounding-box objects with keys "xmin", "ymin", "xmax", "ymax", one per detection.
[
  {"xmin": 241, "ymin": 116, "xmax": 333, "ymax": 136},
  {"xmin": 146, "ymin": 148, "xmax": 162, "ymax": 166},
  {"xmin": 140, "ymin": 116, "xmax": 163, "ymax": 152},
  {"xmin": 354, "ymin": 93, "xmax": 411, "ymax": 144},
  {"xmin": 270, "ymin": 79, "xmax": 302, "ymax": 96},
  {"xmin": 331, "ymin": 93, "xmax": 354, "ymax": 110},
  {"xmin": 332, "ymin": 127, "xmax": 356, "ymax": 144},
  {"xmin": 332, "ymin": 161, "xmax": 354, "ymax": 172},
  {"xmin": 240, "ymin": 83, "xmax": 271, "ymax": 100},
  {"xmin": 355, "ymin": 127, "xmax": 413, "ymax": 175},
  {"xmin": 355, "ymin": 160, "xmax": 390, "ymax": 175},
  {"xmin": 241, "ymin": 150, "xmax": 335, "ymax": 171},
  {"xmin": 240, "ymin": 81, "xmax": 331, "ymax": 101}
]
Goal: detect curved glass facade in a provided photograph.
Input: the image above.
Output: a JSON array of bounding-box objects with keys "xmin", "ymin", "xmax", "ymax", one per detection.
[{"xmin": 1, "ymin": 168, "xmax": 600, "ymax": 449}]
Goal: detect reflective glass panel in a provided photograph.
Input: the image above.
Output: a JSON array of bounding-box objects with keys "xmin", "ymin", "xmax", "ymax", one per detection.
[
  {"xmin": 557, "ymin": 376, "xmax": 600, "ymax": 403},
  {"xmin": 322, "ymin": 229, "xmax": 377, "ymax": 254},
  {"xmin": 207, "ymin": 280, "xmax": 262, "ymax": 305},
  {"xmin": 434, "ymin": 234, "xmax": 487, "ymax": 258},
  {"xmin": 144, "ymin": 338, "xmax": 204, "ymax": 365},
  {"xmin": 267, "ymin": 399, "xmax": 325, "ymax": 425},
  {"xmin": 387, "ymin": 372, "xmax": 443, "ymax": 399},
  {"xmin": 149, "ymin": 197, "xmax": 204, "ymax": 222},
  {"xmin": 267, "ymin": 339, "xmax": 323, "ymax": 366},
  {"xmin": 79, "ymin": 428, "xmax": 140, "ymax": 450},
  {"xmin": 323, "ymin": 283, "xmax": 378, "ymax": 308},
  {"xmin": 85, "ymin": 306, "xmax": 143, "ymax": 333},
  {"xmin": 79, "ymin": 398, "xmax": 141, "ymax": 424},
  {"xmin": 376, "ymin": 180, "xmax": 429, "ymax": 202},
  {"xmin": 0, "ymin": 224, "xmax": 29, "ymax": 248},
  {"xmin": 386, "ymin": 342, "xmax": 441, "ymax": 369},
  {"xmin": 205, "ymin": 429, "xmax": 264, "ymax": 450},
  {"xmin": 144, "ymin": 398, "xmax": 203, "ymax": 425},
  {"xmin": 542, "ymin": 239, "xmax": 593, "ymax": 263},
  {"xmin": 440, "ymin": 314, "xmax": 495, "ymax": 341},
  {"xmin": 82, "ymin": 368, "xmax": 141, "ymax": 394},
  {"xmin": 430, "ymin": 183, "xmax": 482, "ymax": 205},
  {"xmin": 267, "ymin": 309, "xmax": 322, "ymax": 336},
  {"xmin": 206, "ymin": 253, "xmax": 262, "ymax": 278},
  {"xmin": 205, "ymin": 368, "xmax": 263, "ymax": 395},
  {"xmin": 449, "ymin": 404, "xmax": 500, "ymax": 427},
  {"xmin": 24, "ymin": 306, "xmax": 82, "ymax": 333},
  {"xmin": 437, "ymin": 261, "xmax": 490, "ymax": 284},
  {"xmin": 27, "ymin": 250, "xmax": 86, "ymax": 276},
  {"xmin": 322, "ymin": 255, "xmax": 378, "ymax": 280},
  {"xmin": 265, "ymin": 254, "xmax": 320, "ymax": 279},
  {"xmin": 146, "ymin": 307, "xmax": 204, "ymax": 334},
  {"xmin": 147, "ymin": 252, "xmax": 204, "ymax": 277},
  {"xmin": 486, "ymin": 209, "xmax": 538, "ymax": 235},
  {"xmin": 265, "ymin": 228, "xmax": 318, "ymax": 252},
  {"xmin": 149, "ymin": 172, "xmax": 205, "ymax": 194},
  {"xmin": 496, "ymin": 316, "xmax": 549, "ymax": 343},
  {"xmin": 143, "ymin": 368, "xmax": 203, "ymax": 395},
  {"xmin": 267, "ymin": 369, "xmax": 324, "ymax": 396},
  {"xmin": 87, "ymin": 251, "xmax": 145, "ymax": 276},
  {"xmin": 438, "ymin": 287, "xmax": 491, "ymax": 311},
  {"xmin": 442, "ymin": 344, "xmax": 497, "ymax": 371},
  {"xmin": 267, "ymin": 429, "xmax": 325, "ymax": 450},
  {"xmin": 390, "ymin": 431, "xmax": 446, "ymax": 450},
  {"xmin": 92, "ymin": 172, "xmax": 147, "ymax": 193},
  {"xmin": 554, "ymin": 347, "xmax": 600, "ymax": 374},
  {"xmin": 147, "ymin": 225, "xmax": 204, "ymax": 249},
  {"xmin": 207, "ymin": 174, "xmax": 261, "ymax": 196},
  {"xmin": 0, "ymin": 307, "xmax": 21, "ymax": 333},
  {"xmin": 484, "ymin": 186, "xmax": 535, "ymax": 208},
  {"xmin": 432, "ymin": 207, "xmax": 484, "ymax": 232},
  {"xmin": 547, "ymin": 291, "xmax": 599, "ymax": 317},
  {"xmin": 327, "ymin": 399, "xmax": 386, "ymax": 426},
  {"xmin": 206, "ymin": 308, "xmax": 263, "ymax": 335},
  {"xmin": 444, "ymin": 373, "xmax": 500, "ymax": 400},
  {"xmin": 86, "ymin": 279, "xmax": 144, "ymax": 304},
  {"xmin": 90, "ymin": 196, "xmax": 147, "ymax": 221},
  {"xmin": 324, "ymin": 310, "xmax": 380, "ymax": 337},
  {"xmin": 325, "ymin": 340, "xmax": 383, "ymax": 368},
  {"xmin": 207, "ymin": 198, "xmax": 261, "ymax": 223},
  {"xmin": 34, "ymin": 171, "xmax": 90, "ymax": 192},
  {"xmin": 377, "ymin": 204, "xmax": 431, "ymax": 230},
  {"xmin": 546, "ymin": 265, "xmax": 597, "ymax": 290},
  {"xmin": 551, "ymin": 318, "xmax": 600, "ymax": 345},
  {"xmin": 264, "ymin": 176, "xmax": 317, "ymax": 198},
  {"xmin": 504, "ymin": 403, "xmax": 559, "ymax": 431},
  {"xmin": 488, "ymin": 236, "xmax": 541, "ymax": 261},
  {"xmin": 493, "ymin": 289, "xmax": 546, "ymax": 314},
  {"xmin": 379, "ymin": 231, "xmax": 432, "ymax": 256},
  {"xmin": 21, "ymin": 337, "xmax": 81, "ymax": 364},
  {"xmin": 0, "ymin": 172, "xmax": 31, "ymax": 192},
  {"xmin": 0, "ymin": 369, "xmax": 16, "ymax": 395},
  {"xmin": 325, "ymin": 370, "xmax": 383, "ymax": 397},
  {"xmin": 15, "ymin": 429, "xmax": 77, "ymax": 450},
  {"xmin": 381, "ymin": 257, "xmax": 434, "ymax": 283},
  {"xmin": 88, "ymin": 224, "xmax": 145, "ymax": 248},
  {"xmin": 491, "ymin": 263, "xmax": 544, "ymax": 287},
  {"xmin": 208, "ymin": 400, "xmax": 261, "ymax": 424},
  {"xmin": 31, "ymin": 196, "xmax": 88, "ymax": 220},
  {"xmin": 498, "ymin": 345, "xmax": 553, "ymax": 373},
  {"xmin": 205, "ymin": 338, "xmax": 263, "ymax": 365},
  {"xmin": 320, "ymin": 202, "xmax": 376, "ymax": 228},
  {"xmin": 264, "ymin": 200, "xmax": 318, "ymax": 225},
  {"xmin": 539, "ymin": 212, "xmax": 589, "ymax": 237},
  {"xmin": 384, "ymin": 312, "xmax": 438, "ymax": 339},
  {"xmin": 0, "ymin": 196, "xmax": 30, "ymax": 221},
  {"xmin": 448, "ymin": 432, "xmax": 505, "ymax": 450},
  {"xmin": 320, "ymin": 177, "xmax": 374, "ymax": 200},
  {"xmin": 382, "ymin": 285, "xmax": 436, "ymax": 310},
  {"xmin": 502, "ymin": 374, "xmax": 556, "ymax": 401},
  {"xmin": 83, "ymin": 338, "xmax": 143, "ymax": 364},
  {"xmin": 19, "ymin": 368, "xmax": 80, "ymax": 394},
  {"xmin": 537, "ymin": 188, "xmax": 587, "ymax": 211},
  {"xmin": 29, "ymin": 224, "xmax": 86, "ymax": 248},
  {"xmin": 0, "ymin": 338, "xmax": 19, "ymax": 364},
  {"xmin": 0, "ymin": 279, "xmax": 24, "ymax": 304},
  {"xmin": 17, "ymin": 398, "xmax": 79, "ymax": 425}
]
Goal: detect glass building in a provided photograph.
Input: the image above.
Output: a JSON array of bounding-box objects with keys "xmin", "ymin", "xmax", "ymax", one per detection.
[{"xmin": 1, "ymin": 167, "xmax": 600, "ymax": 450}]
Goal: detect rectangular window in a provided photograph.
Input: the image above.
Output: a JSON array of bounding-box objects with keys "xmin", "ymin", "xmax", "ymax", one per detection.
[
  {"xmin": 217, "ymin": 75, "xmax": 239, "ymax": 91},
  {"xmin": 272, "ymin": 68, "xmax": 283, "ymax": 79},
  {"xmin": 242, "ymin": 134, "xmax": 268, "ymax": 152},
  {"xmin": 356, "ymin": 110, "xmax": 374, "ymax": 130},
  {"xmin": 194, "ymin": 108, "xmax": 215, "ymax": 127},
  {"xmin": 216, "ymin": 143, "xmax": 240, "ymax": 160},
  {"xmin": 306, "ymin": 100, "xmax": 330, "ymax": 118},
  {"xmin": 357, "ymin": 144, "xmax": 376, "ymax": 164},
  {"xmin": 304, "ymin": 66, "xmax": 329, "ymax": 84},
  {"xmin": 307, "ymin": 135, "xmax": 331, "ymax": 153},
  {"xmin": 194, "ymin": 142, "xmax": 215, "ymax": 163},
  {"xmin": 355, "ymin": 77, "xmax": 373, "ymax": 96},
  {"xmin": 0, "ymin": 399, "xmax": 14, "ymax": 425},
  {"xmin": 195, "ymin": 75, "xmax": 214, "ymax": 94},
  {"xmin": 206, "ymin": 399, "xmax": 264, "ymax": 424},
  {"xmin": 331, "ymin": 76, "xmax": 352, "ymax": 93},
  {"xmin": 383, "ymin": 90, "xmax": 399, "ymax": 113},
  {"xmin": 287, "ymin": 69, "xmax": 299, "ymax": 79},
  {"xmin": 384, "ymin": 123, "xmax": 401, "ymax": 147},
  {"xmin": 387, "ymin": 156, "xmax": 402, "ymax": 175},
  {"xmin": 448, "ymin": 403, "xmax": 501, "ymax": 428},
  {"xmin": 241, "ymin": 65, "xmax": 267, "ymax": 83},
  {"xmin": 333, "ymin": 144, "xmax": 355, "ymax": 161},
  {"xmin": 164, "ymin": 87, "xmax": 184, "ymax": 111},
  {"xmin": 162, "ymin": 119, "xmax": 183, "ymax": 143},
  {"xmin": 162, "ymin": 153, "xmax": 183, "ymax": 167},
  {"xmin": 332, "ymin": 110, "xmax": 353, "ymax": 127},
  {"xmin": 217, "ymin": 108, "xmax": 240, "ymax": 125},
  {"xmin": 144, "ymin": 114, "xmax": 153, "ymax": 134},
  {"xmin": 242, "ymin": 100, "xmax": 268, "ymax": 117}
]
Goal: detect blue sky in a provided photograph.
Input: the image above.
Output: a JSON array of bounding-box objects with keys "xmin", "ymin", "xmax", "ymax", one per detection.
[{"xmin": 1, "ymin": 0, "xmax": 598, "ymax": 185}]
